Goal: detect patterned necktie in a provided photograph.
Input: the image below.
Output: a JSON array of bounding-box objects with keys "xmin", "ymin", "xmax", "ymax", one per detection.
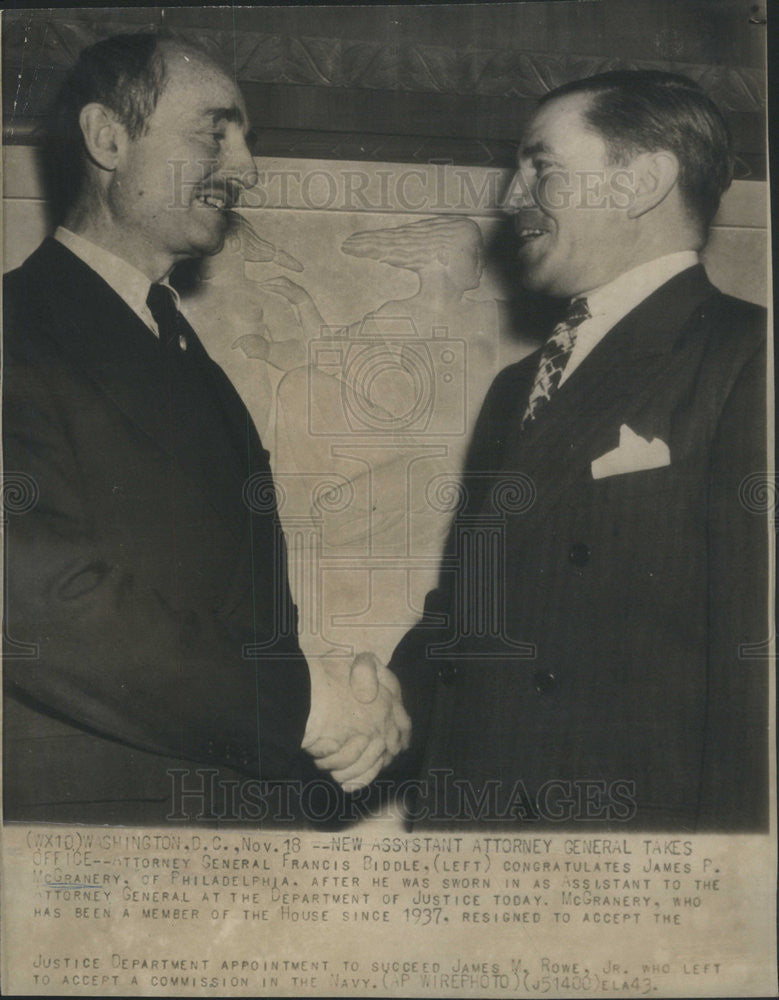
[
  {"xmin": 521, "ymin": 296, "xmax": 590, "ymax": 429},
  {"xmin": 146, "ymin": 282, "xmax": 182, "ymax": 348}
]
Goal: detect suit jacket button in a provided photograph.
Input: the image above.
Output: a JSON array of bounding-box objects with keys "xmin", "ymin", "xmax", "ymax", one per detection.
[
  {"xmin": 533, "ymin": 669, "xmax": 556, "ymax": 695},
  {"xmin": 437, "ymin": 663, "xmax": 457, "ymax": 685},
  {"xmin": 569, "ymin": 543, "xmax": 590, "ymax": 566}
]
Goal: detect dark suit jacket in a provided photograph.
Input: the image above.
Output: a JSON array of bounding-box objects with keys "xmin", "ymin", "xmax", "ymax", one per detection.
[
  {"xmin": 3, "ymin": 238, "xmax": 318, "ymax": 824},
  {"xmin": 391, "ymin": 265, "xmax": 769, "ymax": 830}
]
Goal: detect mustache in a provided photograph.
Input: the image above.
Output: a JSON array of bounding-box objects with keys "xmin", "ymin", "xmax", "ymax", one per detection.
[{"xmin": 192, "ymin": 177, "xmax": 242, "ymax": 209}]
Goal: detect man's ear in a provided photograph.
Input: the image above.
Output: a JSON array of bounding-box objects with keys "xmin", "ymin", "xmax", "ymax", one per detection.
[
  {"xmin": 78, "ymin": 103, "xmax": 127, "ymax": 171},
  {"xmin": 435, "ymin": 249, "xmax": 450, "ymax": 267},
  {"xmin": 626, "ymin": 150, "xmax": 680, "ymax": 219}
]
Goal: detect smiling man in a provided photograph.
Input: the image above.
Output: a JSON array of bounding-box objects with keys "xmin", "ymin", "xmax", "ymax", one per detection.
[
  {"xmin": 390, "ymin": 70, "xmax": 768, "ymax": 830},
  {"xmin": 3, "ymin": 32, "xmax": 409, "ymax": 825}
]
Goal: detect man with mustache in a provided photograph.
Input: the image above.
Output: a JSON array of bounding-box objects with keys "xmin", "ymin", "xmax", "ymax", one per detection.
[
  {"xmin": 3, "ymin": 32, "xmax": 409, "ymax": 824},
  {"xmin": 391, "ymin": 70, "xmax": 768, "ymax": 830}
]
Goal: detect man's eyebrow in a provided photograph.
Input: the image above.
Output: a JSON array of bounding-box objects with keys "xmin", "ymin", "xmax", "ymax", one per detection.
[
  {"xmin": 203, "ymin": 105, "xmax": 246, "ymax": 126},
  {"xmin": 519, "ymin": 140, "xmax": 556, "ymax": 160}
]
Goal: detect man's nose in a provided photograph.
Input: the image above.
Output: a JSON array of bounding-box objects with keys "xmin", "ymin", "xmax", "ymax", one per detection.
[
  {"xmin": 501, "ymin": 170, "xmax": 536, "ymax": 212},
  {"xmin": 223, "ymin": 128, "xmax": 259, "ymax": 190}
]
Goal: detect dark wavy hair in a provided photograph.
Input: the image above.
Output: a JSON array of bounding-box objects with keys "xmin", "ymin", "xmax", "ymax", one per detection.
[{"xmin": 540, "ymin": 70, "xmax": 734, "ymax": 230}]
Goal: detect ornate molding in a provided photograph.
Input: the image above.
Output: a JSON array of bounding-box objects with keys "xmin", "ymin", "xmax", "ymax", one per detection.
[
  {"xmin": 2, "ymin": 16, "xmax": 766, "ymax": 113},
  {"xmin": 2, "ymin": 11, "xmax": 765, "ymax": 177}
]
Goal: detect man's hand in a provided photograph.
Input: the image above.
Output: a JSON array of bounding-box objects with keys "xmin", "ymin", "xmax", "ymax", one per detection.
[{"xmin": 302, "ymin": 653, "xmax": 411, "ymax": 791}]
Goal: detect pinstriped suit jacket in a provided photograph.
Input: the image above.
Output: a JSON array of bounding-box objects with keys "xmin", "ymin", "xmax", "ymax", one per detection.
[{"xmin": 391, "ymin": 265, "xmax": 769, "ymax": 830}]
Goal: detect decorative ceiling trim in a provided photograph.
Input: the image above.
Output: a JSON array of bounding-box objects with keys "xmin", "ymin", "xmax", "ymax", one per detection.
[{"xmin": 2, "ymin": 20, "xmax": 766, "ymax": 114}]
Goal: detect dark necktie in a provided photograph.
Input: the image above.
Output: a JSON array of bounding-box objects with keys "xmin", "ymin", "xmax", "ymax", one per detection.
[
  {"xmin": 521, "ymin": 296, "xmax": 590, "ymax": 429},
  {"xmin": 146, "ymin": 282, "xmax": 184, "ymax": 349}
]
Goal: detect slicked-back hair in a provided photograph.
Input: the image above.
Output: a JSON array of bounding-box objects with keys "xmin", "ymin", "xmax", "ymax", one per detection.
[
  {"xmin": 540, "ymin": 70, "xmax": 734, "ymax": 231},
  {"xmin": 44, "ymin": 31, "xmax": 212, "ymax": 222}
]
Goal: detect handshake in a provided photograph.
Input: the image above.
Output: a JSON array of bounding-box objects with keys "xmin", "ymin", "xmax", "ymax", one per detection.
[{"xmin": 303, "ymin": 654, "xmax": 411, "ymax": 791}]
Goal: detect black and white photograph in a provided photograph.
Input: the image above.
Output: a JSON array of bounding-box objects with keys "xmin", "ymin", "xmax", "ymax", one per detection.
[{"xmin": 1, "ymin": 1, "xmax": 774, "ymax": 996}]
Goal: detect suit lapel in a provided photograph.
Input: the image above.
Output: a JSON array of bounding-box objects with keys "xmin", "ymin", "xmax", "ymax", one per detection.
[
  {"xmin": 497, "ymin": 266, "xmax": 718, "ymax": 509},
  {"xmin": 25, "ymin": 239, "xmax": 252, "ymax": 536},
  {"xmin": 179, "ymin": 319, "xmax": 266, "ymax": 476}
]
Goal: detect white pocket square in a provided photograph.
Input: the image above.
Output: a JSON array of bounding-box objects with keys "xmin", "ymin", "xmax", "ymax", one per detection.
[{"xmin": 591, "ymin": 424, "xmax": 670, "ymax": 480}]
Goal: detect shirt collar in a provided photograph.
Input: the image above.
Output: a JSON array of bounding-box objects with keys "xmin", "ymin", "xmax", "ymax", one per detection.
[
  {"xmin": 54, "ymin": 227, "xmax": 181, "ymax": 326},
  {"xmin": 580, "ymin": 251, "xmax": 699, "ymax": 327}
]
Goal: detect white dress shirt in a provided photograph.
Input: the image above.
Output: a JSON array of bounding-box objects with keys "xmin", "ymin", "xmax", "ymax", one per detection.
[
  {"xmin": 54, "ymin": 226, "xmax": 181, "ymax": 338},
  {"xmin": 558, "ymin": 251, "xmax": 699, "ymax": 386}
]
